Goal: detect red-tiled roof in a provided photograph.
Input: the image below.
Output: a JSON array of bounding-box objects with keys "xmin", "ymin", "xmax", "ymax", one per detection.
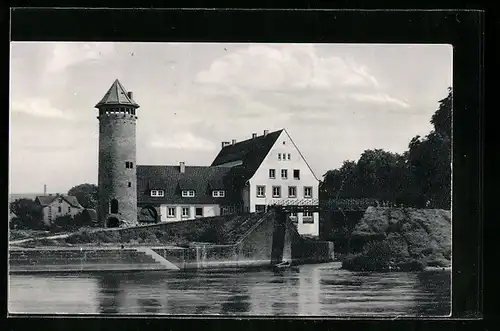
[
  {"xmin": 95, "ymin": 79, "xmax": 139, "ymax": 108},
  {"xmin": 137, "ymin": 165, "xmax": 242, "ymax": 206},
  {"xmin": 211, "ymin": 129, "xmax": 283, "ymax": 182}
]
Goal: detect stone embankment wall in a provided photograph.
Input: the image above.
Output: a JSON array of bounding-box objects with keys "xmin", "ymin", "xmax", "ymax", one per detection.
[{"xmin": 9, "ymin": 211, "xmax": 334, "ymax": 273}]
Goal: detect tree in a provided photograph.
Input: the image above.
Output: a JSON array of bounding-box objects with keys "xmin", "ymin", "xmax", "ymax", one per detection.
[
  {"xmin": 9, "ymin": 198, "xmax": 44, "ymax": 230},
  {"xmin": 320, "ymin": 87, "xmax": 452, "ymax": 210},
  {"xmin": 407, "ymin": 88, "xmax": 452, "ymax": 209},
  {"xmin": 68, "ymin": 183, "xmax": 98, "ymax": 209}
]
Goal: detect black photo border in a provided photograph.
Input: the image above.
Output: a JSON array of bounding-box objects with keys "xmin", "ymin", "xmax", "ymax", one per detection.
[{"xmin": 6, "ymin": 7, "xmax": 485, "ymax": 331}]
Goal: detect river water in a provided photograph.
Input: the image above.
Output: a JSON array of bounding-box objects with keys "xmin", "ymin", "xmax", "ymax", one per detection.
[{"xmin": 8, "ymin": 263, "xmax": 450, "ymax": 316}]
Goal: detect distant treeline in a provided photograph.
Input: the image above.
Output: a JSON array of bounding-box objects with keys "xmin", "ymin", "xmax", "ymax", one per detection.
[{"xmin": 320, "ymin": 88, "xmax": 452, "ymax": 210}]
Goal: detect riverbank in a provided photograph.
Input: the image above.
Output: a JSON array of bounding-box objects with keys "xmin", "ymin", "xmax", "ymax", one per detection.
[
  {"xmin": 9, "ymin": 211, "xmax": 334, "ymax": 273},
  {"xmin": 340, "ymin": 207, "xmax": 451, "ymax": 272}
]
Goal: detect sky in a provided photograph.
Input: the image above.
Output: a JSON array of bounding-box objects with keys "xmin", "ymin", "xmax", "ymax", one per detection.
[{"xmin": 9, "ymin": 42, "xmax": 452, "ymax": 194}]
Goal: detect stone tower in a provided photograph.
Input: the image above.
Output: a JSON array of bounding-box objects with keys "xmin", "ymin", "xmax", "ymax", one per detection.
[{"xmin": 95, "ymin": 79, "xmax": 140, "ymax": 228}]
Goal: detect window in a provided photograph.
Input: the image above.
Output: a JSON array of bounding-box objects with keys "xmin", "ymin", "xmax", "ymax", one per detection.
[
  {"xmin": 278, "ymin": 153, "xmax": 282, "ymax": 160},
  {"xmin": 303, "ymin": 211, "xmax": 314, "ymax": 224},
  {"xmin": 195, "ymin": 207, "xmax": 203, "ymax": 217},
  {"xmin": 287, "ymin": 153, "xmax": 291, "ymax": 160},
  {"xmin": 48, "ymin": 207, "xmax": 52, "ymax": 221},
  {"xmin": 128, "ymin": 182, "xmax": 132, "ymax": 187},
  {"xmin": 125, "ymin": 161, "xmax": 134, "ymax": 169},
  {"xmin": 269, "ymin": 169, "xmax": 276, "ymax": 179},
  {"xmin": 167, "ymin": 207, "xmax": 176, "ymax": 218},
  {"xmin": 212, "ymin": 190, "xmax": 225, "ymax": 197},
  {"xmin": 288, "ymin": 186, "xmax": 297, "ymax": 198},
  {"xmin": 58, "ymin": 206, "xmax": 62, "ymax": 213},
  {"xmin": 304, "ymin": 186, "xmax": 313, "ymax": 198},
  {"xmin": 68, "ymin": 206, "xmax": 71, "ymax": 213},
  {"xmin": 272, "ymin": 186, "xmax": 281, "ymax": 198},
  {"xmin": 182, "ymin": 207, "xmax": 190, "ymax": 218},
  {"xmin": 289, "ymin": 212, "xmax": 298, "ymax": 223},
  {"xmin": 110, "ymin": 199, "xmax": 119, "ymax": 213},
  {"xmin": 256, "ymin": 186, "xmax": 266, "ymax": 198},
  {"xmin": 182, "ymin": 190, "xmax": 195, "ymax": 197},
  {"xmin": 293, "ymin": 169, "xmax": 300, "ymax": 180},
  {"xmin": 151, "ymin": 190, "xmax": 165, "ymax": 197},
  {"xmin": 281, "ymin": 169, "xmax": 288, "ymax": 179},
  {"xmin": 255, "ymin": 205, "xmax": 266, "ymax": 213}
]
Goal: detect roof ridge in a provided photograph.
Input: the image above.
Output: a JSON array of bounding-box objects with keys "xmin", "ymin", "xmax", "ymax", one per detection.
[{"xmin": 222, "ymin": 128, "xmax": 284, "ymax": 149}]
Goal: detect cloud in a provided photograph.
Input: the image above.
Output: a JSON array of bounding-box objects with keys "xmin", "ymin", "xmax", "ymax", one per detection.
[
  {"xmin": 195, "ymin": 44, "xmax": 380, "ymax": 91},
  {"xmin": 11, "ymin": 98, "xmax": 75, "ymax": 120},
  {"xmin": 149, "ymin": 132, "xmax": 216, "ymax": 151},
  {"xmin": 348, "ymin": 93, "xmax": 410, "ymax": 108},
  {"xmin": 191, "ymin": 44, "xmax": 409, "ymax": 120},
  {"xmin": 45, "ymin": 42, "xmax": 115, "ymax": 73}
]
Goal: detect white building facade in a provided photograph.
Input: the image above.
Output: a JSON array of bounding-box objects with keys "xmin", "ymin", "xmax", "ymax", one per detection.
[
  {"xmin": 246, "ymin": 130, "xmax": 319, "ymax": 236},
  {"xmin": 211, "ymin": 129, "xmax": 320, "ymax": 237}
]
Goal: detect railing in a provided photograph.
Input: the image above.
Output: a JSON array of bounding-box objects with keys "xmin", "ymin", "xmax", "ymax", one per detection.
[{"xmin": 266, "ymin": 198, "xmax": 380, "ymax": 213}]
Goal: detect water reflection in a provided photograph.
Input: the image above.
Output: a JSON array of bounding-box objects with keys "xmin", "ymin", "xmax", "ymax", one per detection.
[{"xmin": 8, "ymin": 263, "xmax": 451, "ymax": 316}]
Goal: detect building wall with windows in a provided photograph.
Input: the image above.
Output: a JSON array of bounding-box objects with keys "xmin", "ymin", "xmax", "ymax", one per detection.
[
  {"xmin": 247, "ymin": 130, "xmax": 320, "ymax": 236},
  {"xmin": 158, "ymin": 204, "xmax": 220, "ymax": 222},
  {"xmin": 41, "ymin": 198, "xmax": 83, "ymax": 226}
]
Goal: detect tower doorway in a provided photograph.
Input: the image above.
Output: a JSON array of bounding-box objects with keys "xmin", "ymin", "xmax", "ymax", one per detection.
[{"xmin": 107, "ymin": 217, "xmax": 120, "ymax": 228}]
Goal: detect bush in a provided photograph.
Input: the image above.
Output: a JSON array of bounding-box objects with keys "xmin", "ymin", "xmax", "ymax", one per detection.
[{"xmin": 396, "ymin": 259, "xmax": 426, "ymax": 271}]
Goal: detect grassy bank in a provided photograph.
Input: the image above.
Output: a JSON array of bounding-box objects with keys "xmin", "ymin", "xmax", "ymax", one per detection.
[
  {"xmin": 14, "ymin": 213, "xmax": 272, "ymax": 248},
  {"xmin": 341, "ymin": 207, "xmax": 451, "ymax": 272}
]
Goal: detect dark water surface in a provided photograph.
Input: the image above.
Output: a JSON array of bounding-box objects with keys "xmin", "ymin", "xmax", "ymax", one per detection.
[{"xmin": 9, "ymin": 263, "xmax": 450, "ymax": 316}]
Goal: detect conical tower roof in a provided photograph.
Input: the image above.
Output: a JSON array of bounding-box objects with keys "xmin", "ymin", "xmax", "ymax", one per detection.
[{"xmin": 95, "ymin": 79, "xmax": 140, "ymax": 108}]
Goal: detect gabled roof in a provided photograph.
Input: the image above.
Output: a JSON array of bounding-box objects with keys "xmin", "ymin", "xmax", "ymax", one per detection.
[
  {"xmin": 137, "ymin": 165, "xmax": 241, "ymax": 205},
  {"xmin": 95, "ymin": 79, "xmax": 140, "ymax": 108},
  {"xmin": 210, "ymin": 129, "xmax": 283, "ymax": 182},
  {"xmin": 35, "ymin": 195, "xmax": 84, "ymax": 209}
]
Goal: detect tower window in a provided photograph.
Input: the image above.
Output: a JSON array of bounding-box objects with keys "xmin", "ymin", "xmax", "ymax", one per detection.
[
  {"xmin": 110, "ymin": 199, "xmax": 119, "ymax": 214},
  {"xmin": 128, "ymin": 182, "xmax": 132, "ymax": 187},
  {"xmin": 125, "ymin": 161, "xmax": 134, "ymax": 169}
]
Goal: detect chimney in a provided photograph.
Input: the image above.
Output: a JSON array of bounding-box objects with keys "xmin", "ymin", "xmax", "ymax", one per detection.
[
  {"xmin": 252, "ymin": 133, "xmax": 257, "ymax": 139},
  {"xmin": 221, "ymin": 141, "xmax": 230, "ymax": 148},
  {"xmin": 127, "ymin": 91, "xmax": 133, "ymax": 99},
  {"xmin": 179, "ymin": 161, "xmax": 185, "ymax": 173},
  {"xmin": 263, "ymin": 130, "xmax": 269, "ymax": 136},
  {"xmin": 44, "ymin": 184, "xmax": 47, "ymax": 195},
  {"xmin": 231, "ymin": 139, "xmax": 236, "ymax": 145}
]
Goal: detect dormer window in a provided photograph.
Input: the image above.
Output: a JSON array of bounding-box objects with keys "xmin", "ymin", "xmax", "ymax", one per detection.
[
  {"xmin": 150, "ymin": 190, "xmax": 164, "ymax": 197},
  {"xmin": 212, "ymin": 190, "xmax": 225, "ymax": 197},
  {"xmin": 182, "ymin": 190, "xmax": 195, "ymax": 197}
]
